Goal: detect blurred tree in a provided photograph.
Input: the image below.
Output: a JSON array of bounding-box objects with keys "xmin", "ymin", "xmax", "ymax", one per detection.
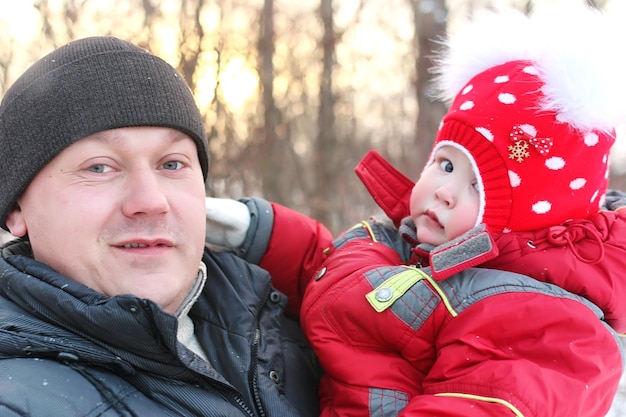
[
  {"xmin": 311, "ymin": 0, "xmax": 337, "ymax": 226},
  {"xmin": 406, "ymin": 0, "xmax": 448, "ymax": 177},
  {"xmin": 257, "ymin": 0, "xmax": 287, "ymax": 203},
  {"xmin": 2, "ymin": 0, "xmax": 626, "ymax": 236},
  {"xmin": 177, "ymin": 0, "xmax": 206, "ymax": 92},
  {"xmin": 0, "ymin": 39, "xmax": 12, "ymax": 94}
]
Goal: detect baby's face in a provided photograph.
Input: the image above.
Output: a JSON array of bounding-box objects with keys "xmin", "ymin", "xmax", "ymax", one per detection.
[{"xmin": 409, "ymin": 145, "xmax": 480, "ymax": 246}]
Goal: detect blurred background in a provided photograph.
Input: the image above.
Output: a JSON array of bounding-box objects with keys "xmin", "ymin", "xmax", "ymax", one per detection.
[{"xmin": 1, "ymin": 0, "xmax": 625, "ymax": 414}]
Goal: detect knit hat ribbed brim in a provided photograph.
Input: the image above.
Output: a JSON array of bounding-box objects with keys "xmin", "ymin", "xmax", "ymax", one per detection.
[
  {"xmin": 433, "ymin": 119, "xmax": 513, "ymax": 232},
  {"xmin": 0, "ymin": 36, "xmax": 209, "ymax": 231}
]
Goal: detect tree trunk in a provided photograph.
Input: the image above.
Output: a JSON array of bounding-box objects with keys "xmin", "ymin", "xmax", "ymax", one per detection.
[
  {"xmin": 311, "ymin": 0, "xmax": 337, "ymax": 227},
  {"xmin": 258, "ymin": 0, "xmax": 286, "ymax": 203},
  {"xmin": 408, "ymin": 0, "xmax": 448, "ymax": 178}
]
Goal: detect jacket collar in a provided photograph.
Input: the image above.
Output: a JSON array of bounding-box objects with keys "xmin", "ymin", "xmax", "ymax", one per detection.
[{"xmin": 0, "ymin": 238, "xmax": 209, "ymax": 380}]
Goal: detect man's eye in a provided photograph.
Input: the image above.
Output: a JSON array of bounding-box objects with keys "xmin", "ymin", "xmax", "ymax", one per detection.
[
  {"xmin": 88, "ymin": 164, "xmax": 108, "ymax": 173},
  {"xmin": 162, "ymin": 161, "xmax": 183, "ymax": 170},
  {"xmin": 439, "ymin": 160, "xmax": 453, "ymax": 173}
]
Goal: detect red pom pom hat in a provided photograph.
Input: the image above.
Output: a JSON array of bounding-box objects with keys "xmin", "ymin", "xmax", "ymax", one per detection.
[{"xmin": 427, "ymin": 7, "xmax": 626, "ymax": 233}]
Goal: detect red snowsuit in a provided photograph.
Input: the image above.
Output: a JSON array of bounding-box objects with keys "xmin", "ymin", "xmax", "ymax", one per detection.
[{"xmin": 245, "ymin": 150, "xmax": 624, "ymax": 417}]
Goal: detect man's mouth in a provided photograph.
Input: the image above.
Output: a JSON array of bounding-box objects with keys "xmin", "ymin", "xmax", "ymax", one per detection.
[
  {"xmin": 116, "ymin": 239, "xmax": 173, "ymax": 249},
  {"xmin": 122, "ymin": 243, "xmax": 152, "ymax": 248}
]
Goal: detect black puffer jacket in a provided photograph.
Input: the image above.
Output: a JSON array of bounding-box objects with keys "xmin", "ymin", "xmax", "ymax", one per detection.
[{"xmin": 0, "ymin": 239, "xmax": 321, "ymax": 417}]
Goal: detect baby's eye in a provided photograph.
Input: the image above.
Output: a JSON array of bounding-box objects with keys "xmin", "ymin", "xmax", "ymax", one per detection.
[
  {"xmin": 162, "ymin": 161, "xmax": 184, "ymax": 170},
  {"xmin": 473, "ymin": 181, "xmax": 480, "ymax": 191},
  {"xmin": 439, "ymin": 159, "xmax": 453, "ymax": 173}
]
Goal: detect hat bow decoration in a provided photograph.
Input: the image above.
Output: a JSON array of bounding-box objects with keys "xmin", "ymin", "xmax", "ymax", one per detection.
[{"xmin": 508, "ymin": 124, "xmax": 553, "ymax": 163}]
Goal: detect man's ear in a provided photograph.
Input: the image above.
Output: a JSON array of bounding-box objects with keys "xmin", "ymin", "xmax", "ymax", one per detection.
[{"xmin": 5, "ymin": 204, "xmax": 27, "ymax": 237}]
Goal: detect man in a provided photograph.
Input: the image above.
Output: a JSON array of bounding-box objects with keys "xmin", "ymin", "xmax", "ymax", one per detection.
[{"xmin": 0, "ymin": 36, "xmax": 328, "ymax": 416}]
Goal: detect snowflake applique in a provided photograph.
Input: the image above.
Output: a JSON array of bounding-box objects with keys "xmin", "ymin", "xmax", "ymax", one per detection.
[{"xmin": 508, "ymin": 140, "xmax": 530, "ymax": 163}]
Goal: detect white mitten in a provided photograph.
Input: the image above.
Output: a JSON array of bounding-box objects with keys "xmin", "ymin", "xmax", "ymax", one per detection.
[{"xmin": 205, "ymin": 197, "xmax": 251, "ymax": 249}]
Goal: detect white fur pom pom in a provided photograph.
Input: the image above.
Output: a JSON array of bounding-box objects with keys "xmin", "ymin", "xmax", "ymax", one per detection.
[{"xmin": 431, "ymin": 4, "xmax": 626, "ymax": 132}]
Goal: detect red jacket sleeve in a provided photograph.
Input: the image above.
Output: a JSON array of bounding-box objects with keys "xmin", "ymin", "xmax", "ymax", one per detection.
[{"xmin": 258, "ymin": 202, "xmax": 333, "ymax": 318}]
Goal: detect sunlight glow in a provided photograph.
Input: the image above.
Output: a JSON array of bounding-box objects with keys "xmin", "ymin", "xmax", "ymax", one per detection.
[
  {"xmin": 195, "ymin": 65, "xmax": 218, "ymax": 110},
  {"xmin": 220, "ymin": 57, "xmax": 258, "ymax": 110},
  {"xmin": 0, "ymin": 2, "xmax": 39, "ymax": 43},
  {"xmin": 194, "ymin": 56, "xmax": 258, "ymax": 111}
]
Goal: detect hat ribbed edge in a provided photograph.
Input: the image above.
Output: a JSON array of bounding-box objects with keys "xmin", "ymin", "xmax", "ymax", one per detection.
[{"xmin": 435, "ymin": 118, "xmax": 513, "ymax": 232}]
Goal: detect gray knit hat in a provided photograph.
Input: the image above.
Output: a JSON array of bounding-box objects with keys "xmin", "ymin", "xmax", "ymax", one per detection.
[{"xmin": 0, "ymin": 36, "xmax": 209, "ymax": 231}]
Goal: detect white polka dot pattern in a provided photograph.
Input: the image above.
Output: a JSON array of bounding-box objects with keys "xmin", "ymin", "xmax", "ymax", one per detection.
[
  {"xmin": 545, "ymin": 157, "xmax": 565, "ymax": 170},
  {"xmin": 532, "ymin": 201, "xmax": 551, "ymax": 214},
  {"xmin": 584, "ymin": 132, "xmax": 599, "ymax": 146},
  {"xmin": 475, "ymin": 127, "xmax": 494, "ymax": 142},
  {"xmin": 570, "ymin": 178, "xmax": 586, "ymax": 190},
  {"xmin": 462, "ymin": 85, "xmax": 473, "ymax": 95},
  {"xmin": 509, "ymin": 171, "xmax": 521, "ymax": 187},
  {"xmin": 460, "ymin": 101, "xmax": 474, "ymax": 110},
  {"xmin": 498, "ymin": 93, "xmax": 516, "ymax": 104},
  {"xmin": 435, "ymin": 59, "xmax": 614, "ymax": 232}
]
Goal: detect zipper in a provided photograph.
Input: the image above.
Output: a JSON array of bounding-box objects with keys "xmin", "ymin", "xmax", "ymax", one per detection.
[
  {"xmin": 248, "ymin": 286, "xmax": 274, "ymax": 417},
  {"xmin": 228, "ymin": 390, "xmax": 256, "ymax": 417},
  {"xmin": 195, "ymin": 378, "xmax": 257, "ymax": 417},
  {"xmin": 191, "ymin": 287, "xmax": 272, "ymax": 417},
  {"xmin": 249, "ymin": 327, "xmax": 265, "ymax": 417}
]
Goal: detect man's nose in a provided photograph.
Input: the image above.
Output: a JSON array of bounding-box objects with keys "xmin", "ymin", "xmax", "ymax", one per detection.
[{"xmin": 121, "ymin": 169, "xmax": 170, "ymax": 217}]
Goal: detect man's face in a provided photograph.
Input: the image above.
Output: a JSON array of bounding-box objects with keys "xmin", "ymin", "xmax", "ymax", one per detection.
[
  {"xmin": 410, "ymin": 145, "xmax": 481, "ymax": 246},
  {"xmin": 6, "ymin": 126, "xmax": 207, "ymax": 314}
]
